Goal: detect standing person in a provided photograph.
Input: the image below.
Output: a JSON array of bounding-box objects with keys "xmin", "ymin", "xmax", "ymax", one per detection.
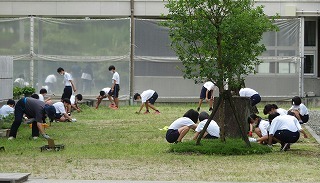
[
  {"xmin": 166, "ymin": 109, "xmax": 199, "ymax": 143},
  {"xmin": 289, "ymin": 96, "xmax": 309, "ymax": 124},
  {"xmin": 0, "ymin": 99, "xmax": 15, "ymax": 120},
  {"xmin": 8, "ymin": 97, "xmax": 55, "ymax": 140},
  {"xmin": 57, "ymin": 67, "xmax": 77, "ymax": 100},
  {"xmin": 107, "ymin": 65, "xmax": 120, "ymax": 109},
  {"xmin": 239, "ymin": 87, "xmax": 261, "ymax": 106},
  {"xmin": 267, "ymin": 112, "xmax": 308, "ymax": 151},
  {"xmin": 44, "ymin": 74, "xmax": 57, "ymax": 94},
  {"xmin": 52, "ymin": 98, "xmax": 76, "ymax": 122},
  {"xmin": 247, "ymin": 114, "xmax": 270, "ymax": 144},
  {"xmin": 197, "ymin": 81, "xmax": 215, "ymax": 112},
  {"xmin": 95, "ymin": 87, "xmax": 113, "ymax": 109},
  {"xmin": 193, "ymin": 111, "xmax": 220, "ymax": 140},
  {"xmin": 133, "ymin": 89, "xmax": 160, "ymax": 114}
]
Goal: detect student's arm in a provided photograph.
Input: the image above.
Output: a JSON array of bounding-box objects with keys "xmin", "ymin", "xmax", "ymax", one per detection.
[
  {"xmin": 70, "ymin": 80, "xmax": 77, "ymax": 92},
  {"xmin": 300, "ymin": 129, "xmax": 308, "ymax": 138},
  {"xmin": 63, "ymin": 113, "xmax": 73, "ymax": 121},
  {"xmin": 257, "ymin": 135, "xmax": 268, "ymax": 143},
  {"xmin": 71, "ymin": 104, "xmax": 80, "ymax": 112},
  {"xmin": 136, "ymin": 103, "xmax": 145, "ymax": 113},
  {"xmin": 193, "ymin": 132, "xmax": 200, "ymax": 140},
  {"xmin": 205, "ymin": 90, "xmax": 209, "ymax": 101},
  {"xmin": 111, "ymin": 80, "xmax": 116, "ymax": 91}
]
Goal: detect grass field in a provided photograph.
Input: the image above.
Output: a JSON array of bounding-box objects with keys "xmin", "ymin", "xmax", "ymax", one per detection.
[{"xmin": 0, "ymin": 103, "xmax": 320, "ymax": 182}]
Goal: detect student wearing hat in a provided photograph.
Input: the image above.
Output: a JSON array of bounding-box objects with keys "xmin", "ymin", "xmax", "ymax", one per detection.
[
  {"xmin": 8, "ymin": 97, "xmax": 55, "ymax": 140},
  {"xmin": 134, "ymin": 89, "xmax": 160, "ymax": 114}
]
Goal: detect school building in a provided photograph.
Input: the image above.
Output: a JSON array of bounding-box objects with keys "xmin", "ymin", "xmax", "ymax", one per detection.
[{"xmin": 0, "ymin": 0, "xmax": 320, "ymax": 104}]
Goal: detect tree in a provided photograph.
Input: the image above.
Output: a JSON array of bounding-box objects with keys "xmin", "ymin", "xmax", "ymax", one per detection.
[{"xmin": 163, "ymin": 0, "xmax": 278, "ymax": 144}]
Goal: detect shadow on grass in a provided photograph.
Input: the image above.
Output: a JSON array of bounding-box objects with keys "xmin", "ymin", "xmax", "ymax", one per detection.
[{"xmin": 168, "ymin": 138, "xmax": 272, "ymax": 155}]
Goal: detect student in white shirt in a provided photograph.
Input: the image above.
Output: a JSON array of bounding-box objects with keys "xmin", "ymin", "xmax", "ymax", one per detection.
[
  {"xmin": 247, "ymin": 114, "xmax": 270, "ymax": 144},
  {"xmin": 289, "ymin": 96, "xmax": 309, "ymax": 124},
  {"xmin": 166, "ymin": 109, "xmax": 199, "ymax": 143},
  {"xmin": 57, "ymin": 67, "xmax": 77, "ymax": 100},
  {"xmin": 267, "ymin": 112, "xmax": 308, "ymax": 151},
  {"xmin": 95, "ymin": 87, "xmax": 113, "ymax": 109},
  {"xmin": 263, "ymin": 104, "xmax": 287, "ymax": 116},
  {"xmin": 0, "ymin": 99, "xmax": 15, "ymax": 119},
  {"xmin": 69, "ymin": 94, "xmax": 83, "ymax": 112},
  {"xmin": 193, "ymin": 111, "xmax": 220, "ymax": 140},
  {"xmin": 52, "ymin": 98, "xmax": 76, "ymax": 122},
  {"xmin": 197, "ymin": 81, "xmax": 215, "ymax": 112},
  {"xmin": 134, "ymin": 89, "xmax": 160, "ymax": 114},
  {"xmin": 38, "ymin": 88, "xmax": 52, "ymax": 103},
  {"xmin": 107, "ymin": 65, "xmax": 120, "ymax": 109},
  {"xmin": 239, "ymin": 88, "xmax": 261, "ymax": 106}
]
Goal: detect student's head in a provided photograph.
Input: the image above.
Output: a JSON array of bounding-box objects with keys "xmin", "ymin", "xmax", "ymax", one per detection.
[
  {"xmin": 268, "ymin": 112, "xmax": 280, "ymax": 123},
  {"xmin": 57, "ymin": 67, "xmax": 64, "ymax": 75},
  {"xmin": 39, "ymin": 88, "xmax": 48, "ymax": 95},
  {"xmin": 100, "ymin": 90, "xmax": 106, "ymax": 96},
  {"xmin": 62, "ymin": 98, "xmax": 71, "ymax": 105},
  {"xmin": 133, "ymin": 93, "xmax": 141, "ymax": 100},
  {"xmin": 263, "ymin": 104, "xmax": 279, "ymax": 115},
  {"xmin": 31, "ymin": 93, "xmax": 39, "ymax": 99},
  {"xmin": 247, "ymin": 113, "xmax": 259, "ymax": 124},
  {"xmin": 287, "ymin": 110, "xmax": 296, "ymax": 117},
  {"xmin": 7, "ymin": 99, "xmax": 15, "ymax": 107},
  {"xmin": 75, "ymin": 94, "xmax": 83, "ymax": 101},
  {"xmin": 199, "ymin": 111, "xmax": 209, "ymax": 122},
  {"xmin": 183, "ymin": 109, "xmax": 199, "ymax": 123},
  {"xmin": 44, "ymin": 104, "xmax": 56, "ymax": 122},
  {"xmin": 292, "ymin": 96, "xmax": 302, "ymax": 106},
  {"xmin": 108, "ymin": 65, "xmax": 115, "ymax": 72}
]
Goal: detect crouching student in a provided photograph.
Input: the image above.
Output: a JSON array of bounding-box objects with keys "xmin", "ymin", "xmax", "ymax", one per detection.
[
  {"xmin": 70, "ymin": 94, "xmax": 83, "ymax": 112},
  {"xmin": 289, "ymin": 96, "xmax": 309, "ymax": 124},
  {"xmin": 95, "ymin": 87, "xmax": 112, "ymax": 109},
  {"xmin": 52, "ymin": 98, "xmax": 76, "ymax": 122},
  {"xmin": 193, "ymin": 111, "xmax": 220, "ymax": 140},
  {"xmin": 166, "ymin": 109, "xmax": 199, "ymax": 143},
  {"xmin": 247, "ymin": 114, "xmax": 269, "ymax": 144},
  {"xmin": 133, "ymin": 89, "xmax": 160, "ymax": 114},
  {"xmin": 268, "ymin": 112, "xmax": 308, "ymax": 151}
]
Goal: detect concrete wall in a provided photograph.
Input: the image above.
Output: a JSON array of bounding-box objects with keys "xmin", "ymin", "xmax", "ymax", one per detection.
[{"xmin": 0, "ymin": 57, "xmax": 13, "ymax": 101}]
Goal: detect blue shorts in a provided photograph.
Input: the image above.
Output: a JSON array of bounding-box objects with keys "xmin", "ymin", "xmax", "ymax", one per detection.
[
  {"xmin": 55, "ymin": 113, "xmax": 62, "ymax": 119},
  {"xmin": 108, "ymin": 84, "xmax": 120, "ymax": 98},
  {"xmin": 148, "ymin": 92, "xmax": 158, "ymax": 105},
  {"xmin": 62, "ymin": 86, "xmax": 72, "ymax": 99},
  {"xmin": 204, "ymin": 134, "xmax": 218, "ymax": 139},
  {"xmin": 166, "ymin": 129, "xmax": 179, "ymax": 143},
  {"xmin": 200, "ymin": 86, "xmax": 212, "ymax": 99},
  {"xmin": 274, "ymin": 130, "xmax": 300, "ymax": 143}
]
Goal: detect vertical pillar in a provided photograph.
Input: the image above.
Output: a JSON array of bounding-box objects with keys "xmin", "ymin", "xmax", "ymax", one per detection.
[
  {"xmin": 30, "ymin": 16, "xmax": 34, "ymax": 87},
  {"xmin": 129, "ymin": 0, "xmax": 135, "ymax": 105},
  {"xmin": 299, "ymin": 17, "xmax": 305, "ymax": 97}
]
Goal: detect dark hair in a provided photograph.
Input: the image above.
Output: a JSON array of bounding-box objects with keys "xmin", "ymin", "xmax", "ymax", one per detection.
[
  {"xmin": 7, "ymin": 99, "xmax": 15, "ymax": 106},
  {"xmin": 292, "ymin": 96, "xmax": 302, "ymax": 106},
  {"xmin": 268, "ymin": 112, "xmax": 280, "ymax": 123},
  {"xmin": 287, "ymin": 110, "xmax": 296, "ymax": 117},
  {"xmin": 263, "ymin": 104, "xmax": 279, "ymax": 115},
  {"xmin": 76, "ymin": 94, "xmax": 83, "ymax": 101},
  {"xmin": 62, "ymin": 98, "xmax": 71, "ymax": 105},
  {"xmin": 57, "ymin": 67, "xmax": 64, "ymax": 73},
  {"xmin": 247, "ymin": 113, "xmax": 258, "ymax": 124},
  {"xmin": 39, "ymin": 88, "xmax": 47, "ymax": 94},
  {"xmin": 183, "ymin": 109, "xmax": 199, "ymax": 123},
  {"xmin": 108, "ymin": 65, "xmax": 115, "ymax": 71},
  {"xmin": 199, "ymin": 111, "xmax": 209, "ymax": 122},
  {"xmin": 31, "ymin": 93, "xmax": 39, "ymax": 99},
  {"xmin": 133, "ymin": 93, "xmax": 140, "ymax": 100},
  {"xmin": 100, "ymin": 91, "xmax": 106, "ymax": 96}
]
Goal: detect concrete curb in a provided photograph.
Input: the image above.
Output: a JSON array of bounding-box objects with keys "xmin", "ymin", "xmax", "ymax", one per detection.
[{"xmin": 305, "ymin": 125, "xmax": 320, "ymax": 144}]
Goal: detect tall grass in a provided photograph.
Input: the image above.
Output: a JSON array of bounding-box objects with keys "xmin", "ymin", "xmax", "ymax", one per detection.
[{"xmin": 0, "ymin": 103, "xmax": 319, "ymax": 182}]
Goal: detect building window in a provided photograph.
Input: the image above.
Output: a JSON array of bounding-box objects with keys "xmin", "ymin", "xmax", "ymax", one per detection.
[
  {"xmin": 304, "ymin": 54, "xmax": 314, "ymax": 74},
  {"xmin": 304, "ymin": 21, "xmax": 316, "ymax": 46}
]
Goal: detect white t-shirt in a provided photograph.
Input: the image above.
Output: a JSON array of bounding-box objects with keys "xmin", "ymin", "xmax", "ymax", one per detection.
[
  {"xmin": 140, "ymin": 90, "xmax": 155, "ymax": 103},
  {"xmin": 276, "ymin": 108, "xmax": 288, "ymax": 115},
  {"xmin": 112, "ymin": 72, "xmax": 120, "ymax": 85},
  {"xmin": 239, "ymin": 88, "xmax": 258, "ymax": 97},
  {"xmin": 168, "ymin": 117, "xmax": 195, "ymax": 130},
  {"xmin": 70, "ymin": 95, "xmax": 76, "ymax": 105},
  {"xmin": 258, "ymin": 119, "xmax": 270, "ymax": 137},
  {"xmin": 45, "ymin": 74, "xmax": 57, "ymax": 83},
  {"xmin": 63, "ymin": 72, "xmax": 73, "ymax": 86},
  {"xmin": 0, "ymin": 105, "xmax": 14, "ymax": 119},
  {"xmin": 195, "ymin": 119, "xmax": 220, "ymax": 137},
  {"xmin": 101, "ymin": 87, "xmax": 111, "ymax": 95},
  {"xmin": 269, "ymin": 115, "xmax": 302, "ymax": 135},
  {"xmin": 39, "ymin": 94, "xmax": 45, "ymax": 102},
  {"xmin": 53, "ymin": 102, "xmax": 66, "ymax": 114},
  {"xmin": 289, "ymin": 104, "xmax": 309, "ymax": 116},
  {"xmin": 203, "ymin": 81, "xmax": 215, "ymax": 91}
]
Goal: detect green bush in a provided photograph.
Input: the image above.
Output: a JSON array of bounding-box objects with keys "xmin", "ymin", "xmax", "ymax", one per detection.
[
  {"xmin": 169, "ymin": 138, "xmax": 272, "ymax": 155},
  {"xmin": 13, "ymin": 86, "xmax": 22, "ymax": 99},
  {"xmin": 21, "ymin": 86, "xmax": 36, "ymax": 97},
  {"xmin": 0, "ymin": 113, "xmax": 14, "ymax": 129}
]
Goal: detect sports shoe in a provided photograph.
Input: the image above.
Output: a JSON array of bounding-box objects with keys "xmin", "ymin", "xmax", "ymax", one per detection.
[
  {"xmin": 8, "ymin": 136, "xmax": 15, "ymax": 140},
  {"xmin": 109, "ymin": 103, "xmax": 115, "ymax": 107},
  {"xmin": 248, "ymin": 137, "xmax": 257, "ymax": 142},
  {"xmin": 71, "ymin": 118, "xmax": 77, "ymax": 122},
  {"xmin": 155, "ymin": 111, "xmax": 161, "ymax": 114},
  {"xmin": 110, "ymin": 106, "xmax": 118, "ymax": 110},
  {"xmin": 33, "ymin": 136, "xmax": 39, "ymax": 140},
  {"xmin": 144, "ymin": 111, "xmax": 150, "ymax": 114}
]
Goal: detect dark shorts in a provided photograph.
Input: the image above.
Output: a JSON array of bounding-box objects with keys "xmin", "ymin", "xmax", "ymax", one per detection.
[
  {"xmin": 204, "ymin": 134, "xmax": 219, "ymax": 139},
  {"xmin": 166, "ymin": 129, "xmax": 179, "ymax": 143},
  {"xmin": 200, "ymin": 86, "xmax": 212, "ymax": 99},
  {"xmin": 273, "ymin": 130, "xmax": 300, "ymax": 143},
  {"xmin": 148, "ymin": 92, "xmax": 158, "ymax": 105},
  {"xmin": 62, "ymin": 86, "xmax": 72, "ymax": 99},
  {"xmin": 300, "ymin": 114, "xmax": 309, "ymax": 124},
  {"xmin": 55, "ymin": 113, "xmax": 62, "ymax": 119},
  {"xmin": 108, "ymin": 84, "xmax": 120, "ymax": 98},
  {"xmin": 250, "ymin": 94, "xmax": 261, "ymax": 106}
]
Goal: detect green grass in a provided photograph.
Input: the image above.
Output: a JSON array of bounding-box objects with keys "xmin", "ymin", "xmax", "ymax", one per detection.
[{"xmin": 0, "ymin": 103, "xmax": 320, "ymax": 182}]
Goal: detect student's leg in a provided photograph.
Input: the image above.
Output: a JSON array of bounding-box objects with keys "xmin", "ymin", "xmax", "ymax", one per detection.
[
  {"xmin": 31, "ymin": 121, "xmax": 40, "ymax": 137},
  {"xmin": 254, "ymin": 127, "xmax": 262, "ymax": 137},
  {"xmin": 96, "ymin": 97, "xmax": 102, "ymax": 109},
  {"xmin": 177, "ymin": 126, "xmax": 191, "ymax": 142},
  {"xmin": 9, "ymin": 99, "xmax": 25, "ymax": 138},
  {"xmin": 197, "ymin": 87, "xmax": 206, "ymax": 111}
]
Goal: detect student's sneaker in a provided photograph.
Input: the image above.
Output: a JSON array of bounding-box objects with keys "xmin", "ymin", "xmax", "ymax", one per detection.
[
  {"xmin": 71, "ymin": 118, "xmax": 77, "ymax": 122},
  {"xmin": 33, "ymin": 136, "xmax": 39, "ymax": 140},
  {"xmin": 144, "ymin": 111, "xmax": 150, "ymax": 114},
  {"xmin": 111, "ymin": 106, "xmax": 119, "ymax": 110},
  {"xmin": 8, "ymin": 136, "xmax": 15, "ymax": 140},
  {"xmin": 109, "ymin": 103, "xmax": 115, "ymax": 108},
  {"xmin": 155, "ymin": 111, "xmax": 161, "ymax": 114}
]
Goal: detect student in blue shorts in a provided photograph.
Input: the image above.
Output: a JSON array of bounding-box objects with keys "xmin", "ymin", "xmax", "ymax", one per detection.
[{"xmin": 107, "ymin": 65, "xmax": 120, "ymax": 109}]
